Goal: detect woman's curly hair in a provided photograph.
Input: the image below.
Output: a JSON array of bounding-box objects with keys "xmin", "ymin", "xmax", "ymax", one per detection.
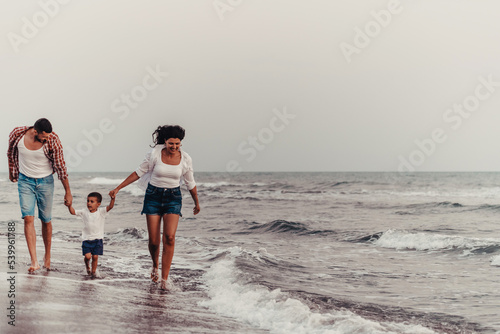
[{"xmin": 151, "ymin": 125, "xmax": 185, "ymax": 147}]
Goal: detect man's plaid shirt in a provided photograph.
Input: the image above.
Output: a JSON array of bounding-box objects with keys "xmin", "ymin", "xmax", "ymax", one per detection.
[{"xmin": 7, "ymin": 126, "xmax": 68, "ymax": 181}]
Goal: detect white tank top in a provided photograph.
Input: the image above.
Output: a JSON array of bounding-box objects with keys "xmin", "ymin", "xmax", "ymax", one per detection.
[
  {"xmin": 17, "ymin": 135, "xmax": 53, "ymax": 178},
  {"xmin": 150, "ymin": 150, "xmax": 183, "ymax": 188}
]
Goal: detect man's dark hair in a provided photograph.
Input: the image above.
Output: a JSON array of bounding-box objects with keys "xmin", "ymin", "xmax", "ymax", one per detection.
[
  {"xmin": 151, "ymin": 125, "xmax": 185, "ymax": 147},
  {"xmin": 87, "ymin": 192, "xmax": 102, "ymax": 203},
  {"xmin": 34, "ymin": 118, "xmax": 53, "ymax": 134}
]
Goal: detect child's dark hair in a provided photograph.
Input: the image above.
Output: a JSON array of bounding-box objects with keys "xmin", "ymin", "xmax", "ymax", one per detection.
[
  {"xmin": 88, "ymin": 192, "xmax": 102, "ymax": 203},
  {"xmin": 151, "ymin": 125, "xmax": 185, "ymax": 147},
  {"xmin": 34, "ymin": 118, "xmax": 53, "ymax": 134}
]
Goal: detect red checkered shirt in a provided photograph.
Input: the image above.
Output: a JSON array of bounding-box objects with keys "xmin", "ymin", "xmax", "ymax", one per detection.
[{"xmin": 7, "ymin": 126, "xmax": 68, "ymax": 181}]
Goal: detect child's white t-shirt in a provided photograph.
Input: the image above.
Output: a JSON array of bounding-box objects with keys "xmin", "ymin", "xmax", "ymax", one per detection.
[{"xmin": 75, "ymin": 207, "xmax": 108, "ymax": 241}]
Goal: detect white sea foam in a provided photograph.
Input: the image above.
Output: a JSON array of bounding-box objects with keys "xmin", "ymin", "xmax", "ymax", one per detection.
[
  {"xmin": 374, "ymin": 229, "xmax": 499, "ymax": 252},
  {"xmin": 200, "ymin": 247, "xmax": 437, "ymax": 334},
  {"xmin": 105, "ymin": 256, "xmax": 146, "ymax": 275},
  {"xmin": 121, "ymin": 185, "xmax": 144, "ymax": 197},
  {"xmin": 491, "ymin": 255, "xmax": 500, "ymax": 266}
]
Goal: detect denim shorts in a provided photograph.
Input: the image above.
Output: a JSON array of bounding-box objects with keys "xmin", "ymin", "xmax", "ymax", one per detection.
[
  {"xmin": 18, "ymin": 173, "xmax": 54, "ymax": 223},
  {"xmin": 141, "ymin": 183, "xmax": 182, "ymax": 216},
  {"xmin": 82, "ymin": 239, "xmax": 103, "ymax": 256}
]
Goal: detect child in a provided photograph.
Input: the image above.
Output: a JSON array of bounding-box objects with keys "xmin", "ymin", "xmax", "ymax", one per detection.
[{"xmin": 68, "ymin": 192, "xmax": 115, "ymax": 278}]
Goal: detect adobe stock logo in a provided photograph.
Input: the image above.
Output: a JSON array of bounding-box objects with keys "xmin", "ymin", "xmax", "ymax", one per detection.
[
  {"xmin": 65, "ymin": 65, "xmax": 169, "ymax": 168},
  {"xmin": 340, "ymin": 0, "xmax": 403, "ymax": 64},
  {"xmin": 226, "ymin": 107, "xmax": 295, "ymax": 172},
  {"xmin": 398, "ymin": 75, "xmax": 500, "ymax": 172},
  {"xmin": 213, "ymin": 0, "xmax": 243, "ymax": 22},
  {"xmin": 7, "ymin": 0, "xmax": 71, "ymax": 53}
]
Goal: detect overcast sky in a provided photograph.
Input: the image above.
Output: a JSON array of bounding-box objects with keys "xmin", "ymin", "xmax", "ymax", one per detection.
[{"xmin": 1, "ymin": 0, "xmax": 500, "ymax": 173}]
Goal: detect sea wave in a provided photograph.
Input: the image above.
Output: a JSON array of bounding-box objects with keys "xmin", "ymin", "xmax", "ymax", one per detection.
[
  {"xmin": 120, "ymin": 185, "xmax": 144, "ymax": 197},
  {"xmin": 200, "ymin": 247, "xmax": 437, "ymax": 334},
  {"xmin": 370, "ymin": 229, "xmax": 500, "ymax": 254},
  {"xmin": 241, "ymin": 220, "xmax": 336, "ymax": 237},
  {"xmin": 470, "ymin": 204, "xmax": 500, "ymax": 212},
  {"xmin": 51, "ymin": 227, "xmax": 148, "ymax": 244},
  {"xmin": 249, "ymin": 220, "xmax": 309, "ymax": 234},
  {"xmin": 393, "ymin": 201, "xmax": 465, "ymax": 215},
  {"xmin": 105, "ymin": 227, "xmax": 148, "ymax": 244},
  {"xmin": 393, "ymin": 202, "xmax": 500, "ymax": 216}
]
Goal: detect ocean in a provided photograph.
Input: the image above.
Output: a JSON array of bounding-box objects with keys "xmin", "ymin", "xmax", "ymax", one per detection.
[{"xmin": 1, "ymin": 172, "xmax": 500, "ymax": 334}]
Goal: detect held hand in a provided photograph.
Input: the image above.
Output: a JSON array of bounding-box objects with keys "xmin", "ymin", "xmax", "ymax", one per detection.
[
  {"xmin": 64, "ymin": 192, "xmax": 73, "ymax": 207},
  {"xmin": 109, "ymin": 189, "xmax": 119, "ymax": 199},
  {"xmin": 193, "ymin": 204, "xmax": 200, "ymax": 215}
]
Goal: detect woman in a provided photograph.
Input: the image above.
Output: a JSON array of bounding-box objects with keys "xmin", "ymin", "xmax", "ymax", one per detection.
[{"xmin": 109, "ymin": 125, "xmax": 200, "ymax": 290}]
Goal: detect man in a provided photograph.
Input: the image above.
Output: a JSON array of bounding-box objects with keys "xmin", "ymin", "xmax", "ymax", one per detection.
[{"xmin": 7, "ymin": 118, "xmax": 72, "ymax": 272}]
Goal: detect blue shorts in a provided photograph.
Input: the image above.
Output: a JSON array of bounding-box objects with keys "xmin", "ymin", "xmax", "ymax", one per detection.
[
  {"xmin": 18, "ymin": 173, "xmax": 54, "ymax": 223},
  {"xmin": 141, "ymin": 184, "xmax": 182, "ymax": 216},
  {"xmin": 82, "ymin": 239, "xmax": 103, "ymax": 256}
]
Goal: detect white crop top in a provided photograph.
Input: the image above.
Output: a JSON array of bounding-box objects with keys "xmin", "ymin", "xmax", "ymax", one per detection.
[
  {"xmin": 135, "ymin": 145, "xmax": 196, "ymax": 190},
  {"xmin": 150, "ymin": 158, "xmax": 183, "ymax": 188}
]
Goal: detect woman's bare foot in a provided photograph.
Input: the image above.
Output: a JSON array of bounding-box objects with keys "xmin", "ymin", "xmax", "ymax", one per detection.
[
  {"xmin": 151, "ymin": 267, "xmax": 159, "ymax": 283},
  {"xmin": 28, "ymin": 263, "xmax": 41, "ymax": 273},
  {"xmin": 160, "ymin": 278, "xmax": 170, "ymax": 291},
  {"xmin": 43, "ymin": 255, "xmax": 50, "ymax": 270}
]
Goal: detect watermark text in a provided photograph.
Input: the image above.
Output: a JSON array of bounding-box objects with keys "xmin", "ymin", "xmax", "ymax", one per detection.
[
  {"xmin": 340, "ymin": 0, "xmax": 402, "ymax": 64},
  {"xmin": 7, "ymin": 0, "xmax": 71, "ymax": 53},
  {"xmin": 6, "ymin": 221, "xmax": 16, "ymax": 326},
  {"xmin": 226, "ymin": 107, "xmax": 295, "ymax": 172},
  {"xmin": 398, "ymin": 75, "xmax": 500, "ymax": 172}
]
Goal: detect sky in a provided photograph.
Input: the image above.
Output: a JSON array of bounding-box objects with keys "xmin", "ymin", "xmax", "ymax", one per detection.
[{"xmin": 1, "ymin": 0, "xmax": 500, "ymax": 173}]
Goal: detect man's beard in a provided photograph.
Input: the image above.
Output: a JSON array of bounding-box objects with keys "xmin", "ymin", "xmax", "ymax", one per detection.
[{"xmin": 35, "ymin": 136, "xmax": 46, "ymax": 144}]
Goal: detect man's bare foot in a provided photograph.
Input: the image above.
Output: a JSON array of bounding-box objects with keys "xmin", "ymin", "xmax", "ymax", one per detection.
[
  {"xmin": 151, "ymin": 267, "xmax": 159, "ymax": 283},
  {"xmin": 28, "ymin": 264, "xmax": 41, "ymax": 273}
]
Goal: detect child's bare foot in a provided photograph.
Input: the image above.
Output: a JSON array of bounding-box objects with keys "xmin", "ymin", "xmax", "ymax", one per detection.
[
  {"xmin": 91, "ymin": 270, "xmax": 100, "ymax": 279},
  {"xmin": 151, "ymin": 267, "xmax": 159, "ymax": 283},
  {"xmin": 84, "ymin": 256, "xmax": 91, "ymax": 275},
  {"xmin": 85, "ymin": 263, "xmax": 91, "ymax": 275},
  {"xmin": 28, "ymin": 263, "xmax": 41, "ymax": 273}
]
